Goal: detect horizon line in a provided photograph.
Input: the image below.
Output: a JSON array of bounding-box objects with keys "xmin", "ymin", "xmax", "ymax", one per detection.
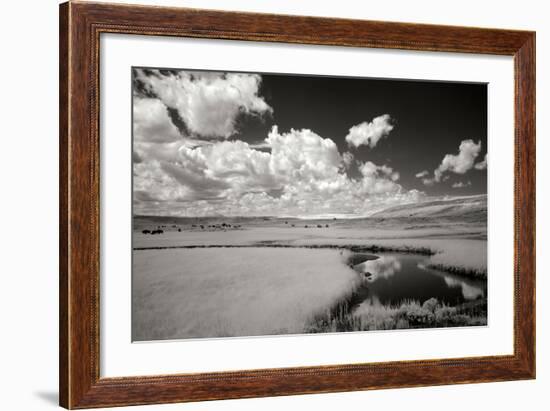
[{"xmin": 134, "ymin": 193, "xmax": 487, "ymax": 220}]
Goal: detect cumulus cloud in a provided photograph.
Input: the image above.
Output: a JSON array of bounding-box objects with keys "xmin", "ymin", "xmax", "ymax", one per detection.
[
  {"xmin": 474, "ymin": 154, "xmax": 487, "ymax": 170},
  {"xmin": 133, "ymin": 125, "xmax": 422, "ymax": 217},
  {"xmin": 133, "ymin": 97, "xmax": 182, "ymax": 143},
  {"xmin": 421, "ymin": 139, "xmax": 482, "ymax": 186},
  {"xmin": 452, "ymin": 181, "xmax": 472, "ymax": 188},
  {"xmin": 131, "ymin": 71, "xmax": 416, "ymax": 216},
  {"xmin": 345, "ymin": 114, "xmax": 394, "ymax": 148},
  {"xmin": 357, "ymin": 161, "xmax": 401, "ymax": 196},
  {"xmin": 342, "ymin": 152, "xmax": 355, "ymax": 169},
  {"xmin": 434, "ymin": 139, "xmax": 482, "ymax": 182},
  {"xmin": 359, "ymin": 161, "xmax": 400, "ymax": 182},
  {"xmin": 133, "ymin": 160, "xmax": 190, "ymax": 204},
  {"xmin": 266, "ymin": 126, "xmax": 343, "ymax": 183},
  {"xmin": 134, "ymin": 69, "xmax": 272, "ymax": 139}
]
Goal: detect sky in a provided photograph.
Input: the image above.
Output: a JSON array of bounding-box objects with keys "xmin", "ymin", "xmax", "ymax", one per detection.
[{"xmin": 132, "ymin": 68, "xmax": 487, "ymax": 218}]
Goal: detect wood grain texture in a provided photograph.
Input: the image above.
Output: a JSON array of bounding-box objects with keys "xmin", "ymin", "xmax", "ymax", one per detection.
[
  {"xmin": 514, "ymin": 34, "xmax": 536, "ymax": 375},
  {"xmin": 59, "ymin": 2, "xmax": 69, "ymax": 407},
  {"xmin": 59, "ymin": 1, "xmax": 536, "ymax": 409}
]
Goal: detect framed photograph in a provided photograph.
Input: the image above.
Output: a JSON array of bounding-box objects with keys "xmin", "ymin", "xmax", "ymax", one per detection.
[{"xmin": 59, "ymin": 1, "xmax": 535, "ymax": 409}]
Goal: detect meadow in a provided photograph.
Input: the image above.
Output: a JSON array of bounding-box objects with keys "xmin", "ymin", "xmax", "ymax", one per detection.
[
  {"xmin": 133, "ymin": 248, "xmax": 359, "ymax": 340},
  {"xmin": 132, "ymin": 196, "xmax": 488, "ymax": 340}
]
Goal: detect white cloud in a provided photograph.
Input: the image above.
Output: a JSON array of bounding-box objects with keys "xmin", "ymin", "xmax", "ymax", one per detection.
[
  {"xmin": 133, "ymin": 97, "xmax": 182, "ymax": 143},
  {"xmin": 364, "ymin": 163, "xmax": 399, "ymax": 182},
  {"xmin": 434, "ymin": 139, "xmax": 482, "ymax": 182},
  {"xmin": 421, "ymin": 139, "xmax": 482, "ymax": 185},
  {"xmin": 345, "ymin": 114, "xmax": 394, "ymax": 148},
  {"xmin": 133, "ymin": 125, "xmax": 422, "ymax": 217},
  {"xmin": 342, "ymin": 151, "xmax": 354, "ymax": 169},
  {"xmin": 135, "ymin": 69, "xmax": 272, "ymax": 139},
  {"xmin": 177, "ymin": 139, "xmax": 276, "ymax": 197},
  {"xmin": 133, "ymin": 160, "xmax": 190, "ymax": 203},
  {"xmin": 452, "ymin": 181, "xmax": 472, "ymax": 188},
  {"xmin": 266, "ymin": 126, "xmax": 343, "ymax": 185},
  {"xmin": 356, "ymin": 161, "xmax": 401, "ymax": 196},
  {"xmin": 474, "ymin": 153, "xmax": 488, "ymax": 170}
]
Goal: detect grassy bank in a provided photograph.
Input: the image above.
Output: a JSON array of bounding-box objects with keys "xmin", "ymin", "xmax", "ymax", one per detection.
[
  {"xmin": 426, "ymin": 263, "xmax": 487, "ymax": 280},
  {"xmin": 306, "ymin": 297, "xmax": 487, "ymax": 333},
  {"xmin": 134, "ymin": 242, "xmax": 436, "ymax": 255}
]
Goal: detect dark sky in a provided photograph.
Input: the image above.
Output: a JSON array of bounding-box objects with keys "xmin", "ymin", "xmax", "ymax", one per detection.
[{"xmin": 235, "ymin": 73, "xmax": 487, "ymax": 196}]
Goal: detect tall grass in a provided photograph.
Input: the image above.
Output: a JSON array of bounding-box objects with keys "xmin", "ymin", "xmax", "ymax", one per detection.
[
  {"xmin": 305, "ymin": 297, "xmax": 487, "ymax": 333},
  {"xmin": 132, "ymin": 247, "xmax": 361, "ymax": 340},
  {"xmin": 134, "ymin": 243, "xmax": 436, "ymax": 255},
  {"xmin": 426, "ymin": 263, "xmax": 487, "ymax": 280}
]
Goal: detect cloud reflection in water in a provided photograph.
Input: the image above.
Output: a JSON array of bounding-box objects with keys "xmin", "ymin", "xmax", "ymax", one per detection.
[
  {"xmin": 356, "ymin": 256, "xmax": 402, "ymax": 282},
  {"xmin": 442, "ymin": 276, "xmax": 485, "ymax": 300}
]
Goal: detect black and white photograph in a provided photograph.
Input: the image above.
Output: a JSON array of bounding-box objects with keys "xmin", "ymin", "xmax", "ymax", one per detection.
[{"xmin": 131, "ymin": 68, "xmax": 488, "ymax": 341}]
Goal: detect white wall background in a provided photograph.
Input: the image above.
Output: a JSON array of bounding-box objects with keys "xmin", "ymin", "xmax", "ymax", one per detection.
[{"xmin": 0, "ymin": 0, "xmax": 547, "ymax": 410}]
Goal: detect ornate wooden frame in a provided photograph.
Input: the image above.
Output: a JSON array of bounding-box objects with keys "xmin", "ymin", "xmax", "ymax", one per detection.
[{"xmin": 59, "ymin": 1, "xmax": 536, "ymax": 408}]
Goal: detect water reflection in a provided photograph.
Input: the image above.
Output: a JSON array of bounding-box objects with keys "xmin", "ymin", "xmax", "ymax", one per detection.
[
  {"xmin": 441, "ymin": 274, "xmax": 485, "ymax": 300},
  {"xmin": 417, "ymin": 262, "xmax": 486, "ymax": 300},
  {"xmin": 355, "ymin": 256, "xmax": 402, "ymax": 282},
  {"xmin": 349, "ymin": 253, "xmax": 487, "ymax": 307}
]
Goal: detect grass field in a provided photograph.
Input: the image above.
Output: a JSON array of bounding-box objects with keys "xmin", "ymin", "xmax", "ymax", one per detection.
[
  {"xmin": 133, "ymin": 196, "xmax": 488, "ymax": 340},
  {"xmin": 133, "ymin": 247, "xmax": 359, "ymax": 340}
]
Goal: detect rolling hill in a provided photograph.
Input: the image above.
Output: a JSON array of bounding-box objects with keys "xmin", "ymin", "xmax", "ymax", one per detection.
[{"xmin": 369, "ymin": 194, "xmax": 487, "ymax": 221}]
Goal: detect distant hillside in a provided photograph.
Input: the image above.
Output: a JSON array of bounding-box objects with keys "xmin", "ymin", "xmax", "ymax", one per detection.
[
  {"xmin": 369, "ymin": 195, "xmax": 487, "ymax": 220},
  {"xmin": 134, "ymin": 214, "xmax": 272, "ymax": 226},
  {"xmin": 133, "ymin": 194, "xmax": 487, "ymax": 227}
]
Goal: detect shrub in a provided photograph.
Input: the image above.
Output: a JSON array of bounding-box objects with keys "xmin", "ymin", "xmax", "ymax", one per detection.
[
  {"xmin": 306, "ymin": 296, "xmax": 486, "ymax": 333},
  {"xmin": 399, "ymin": 302, "xmax": 435, "ymax": 326},
  {"xmin": 422, "ymin": 297, "xmax": 439, "ymax": 313},
  {"xmin": 449, "ymin": 314, "xmax": 471, "ymax": 326},
  {"xmin": 382, "ymin": 317, "xmax": 397, "ymax": 330},
  {"xmin": 434, "ymin": 305, "xmax": 457, "ymax": 323}
]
